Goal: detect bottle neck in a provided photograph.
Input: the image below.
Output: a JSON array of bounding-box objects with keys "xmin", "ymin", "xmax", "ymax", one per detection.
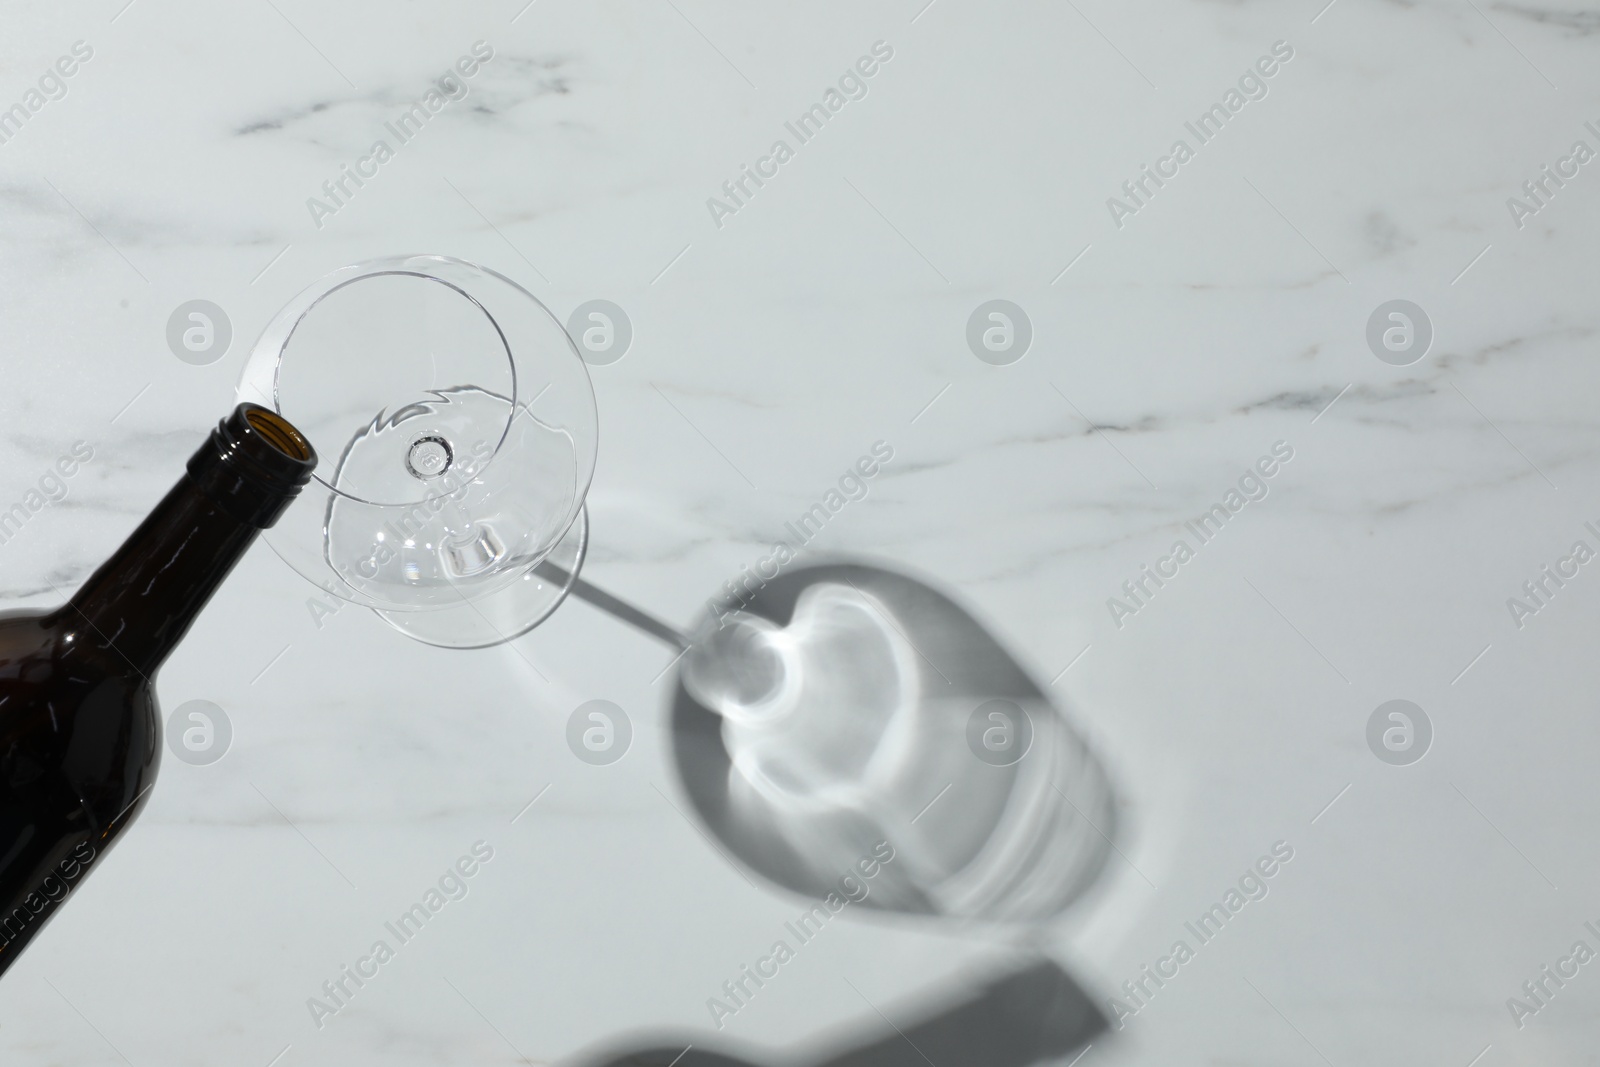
[
  {"xmin": 56, "ymin": 404, "xmax": 316, "ymax": 678},
  {"xmin": 60, "ymin": 477, "xmax": 262, "ymax": 677}
]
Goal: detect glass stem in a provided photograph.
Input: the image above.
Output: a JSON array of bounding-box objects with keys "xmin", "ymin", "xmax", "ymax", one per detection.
[{"xmin": 531, "ymin": 561, "xmax": 692, "ymax": 651}]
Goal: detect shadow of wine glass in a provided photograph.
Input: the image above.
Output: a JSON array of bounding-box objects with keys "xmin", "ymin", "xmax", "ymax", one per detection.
[
  {"xmin": 554, "ymin": 559, "xmax": 1120, "ymax": 1066},
  {"xmin": 668, "ymin": 559, "xmax": 1120, "ymax": 924},
  {"xmin": 570, "ymin": 957, "xmax": 1107, "ymax": 1067}
]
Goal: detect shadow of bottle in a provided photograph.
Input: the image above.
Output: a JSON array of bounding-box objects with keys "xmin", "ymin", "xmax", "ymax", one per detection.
[{"xmin": 574, "ymin": 958, "xmax": 1107, "ymax": 1067}]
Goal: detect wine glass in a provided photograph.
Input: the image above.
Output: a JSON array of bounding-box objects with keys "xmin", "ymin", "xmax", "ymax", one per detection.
[{"xmin": 237, "ymin": 254, "xmax": 597, "ymax": 648}]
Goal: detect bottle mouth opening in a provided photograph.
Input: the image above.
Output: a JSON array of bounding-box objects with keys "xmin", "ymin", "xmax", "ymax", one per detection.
[
  {"xmin": 244, "ymin": 407, "xmax": 313, "ymax": 462},
  {"xmin": 222, "ymin": 403, "xmax": 318, "ymax": 486},
  {"xmin": 187, "ymin": 404, "xmax": 319, "ymax": 528}
]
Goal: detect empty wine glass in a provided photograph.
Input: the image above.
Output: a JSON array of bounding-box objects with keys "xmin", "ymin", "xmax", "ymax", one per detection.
[{"xmin": 237, "ymin": 255, "xmax": 597, "ymax": 647}]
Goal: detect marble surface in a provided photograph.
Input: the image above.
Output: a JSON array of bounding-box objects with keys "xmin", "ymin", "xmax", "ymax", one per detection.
[{"xmin": 2, "ymin": 0, "xmax": 1599, "ymax": 1063}]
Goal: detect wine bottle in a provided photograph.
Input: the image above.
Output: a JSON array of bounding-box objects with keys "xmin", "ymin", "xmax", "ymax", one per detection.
[{"xmin": 0, "ymin": 403, "xmax": 315, "ymax": 980}]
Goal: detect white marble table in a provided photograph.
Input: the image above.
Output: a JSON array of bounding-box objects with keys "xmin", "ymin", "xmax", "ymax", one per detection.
[{"xmin": 1, "ymin": 0, "xmax": 1599, "ymax": 1063}]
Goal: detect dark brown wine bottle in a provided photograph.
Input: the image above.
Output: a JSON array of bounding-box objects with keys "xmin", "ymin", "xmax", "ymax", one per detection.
[{"xmin": 0, "ymin": 403, "xmax": 315, "ymax": 980}]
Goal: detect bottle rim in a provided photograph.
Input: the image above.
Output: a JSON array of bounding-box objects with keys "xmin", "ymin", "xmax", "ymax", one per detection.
[
  {"xmin": 242, "ymin": 405, "xmax": 314, "ymax": 464},
  {"xmin": 186, "ymin": 403, "xmax": 319, "ymax": 528},
  {"xmin": 214, "ymin": 403, "xmax": 318, "ymax": 490}
]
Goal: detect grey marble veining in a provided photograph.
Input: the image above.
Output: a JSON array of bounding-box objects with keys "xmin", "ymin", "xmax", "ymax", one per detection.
[{"xmin": 0, "ymin": 0, "xmax": 1598, "ymax": 1063}]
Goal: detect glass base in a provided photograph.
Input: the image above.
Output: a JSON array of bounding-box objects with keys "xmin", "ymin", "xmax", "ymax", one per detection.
[{"xmin": 374, "ymin": 507, "xmax": 588, "ymax": 648}]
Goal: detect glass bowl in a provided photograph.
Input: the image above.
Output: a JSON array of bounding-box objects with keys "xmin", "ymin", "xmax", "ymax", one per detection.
[{"xmin": 237, "ymin": 254, "xmax": 597, "ymax": 647}]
